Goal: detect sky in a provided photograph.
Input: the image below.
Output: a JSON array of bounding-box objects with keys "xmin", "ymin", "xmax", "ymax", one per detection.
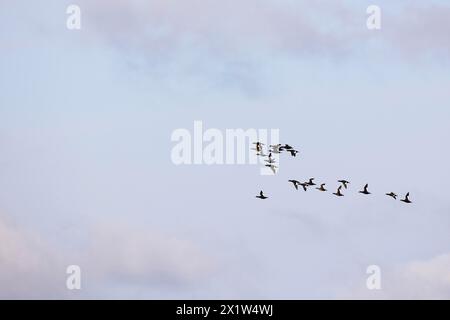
[{"xmin": 1, "ymin": 0, "xmax": 450, "ymax": 299}]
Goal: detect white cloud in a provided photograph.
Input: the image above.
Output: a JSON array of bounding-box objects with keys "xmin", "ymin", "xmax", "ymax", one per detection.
[
  {"xmin": 79, "ymin": 0, "xmax": 450, "ymax": 60},
  {"xmin": 83, "ymin": 222, "xmax": 214, "ymax": 290},
  {"xmin": 0, "ymin": 216, "xmax": 66, "ymax": 299},
  {"xmin": 0, "ymin": 216, "xmax": 213, "ymax": 298}
]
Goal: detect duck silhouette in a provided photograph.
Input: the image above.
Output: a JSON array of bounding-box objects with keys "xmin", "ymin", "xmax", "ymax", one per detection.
[
  {"xmin": 333, "ymin": 185, "xmax": 344, "ymax": 197},
  {"xmin": 306, "ymin": 178, "xmax": 316, "ymax": 186},
  {"xmin": 256, "ymin": 190, "xmax": 268, "ymax": 199},
  {"xmin": 359, "ymin": 184, "xmax": 371, "ymax": 195},
  {"xmin": 386, "ymin": 192, "xmax": 397, "ymax": 200},
  {"xmin": 288, "ymin": 149, "xmax": 298, "ymax": 157},
  {"xmin": 316, "ymin": 183, "xmax": 327, "ymax": 192},
  {"xmin": 400, "ymin": 192, "xmax": 412, "ymax": 203},
  {"xmin": 338, "ymin": 180, "xmax": 350, "ymax": 189},
  {"xmin": 281, "ymin": 144, "xmax": 293, "ymax": 150}
]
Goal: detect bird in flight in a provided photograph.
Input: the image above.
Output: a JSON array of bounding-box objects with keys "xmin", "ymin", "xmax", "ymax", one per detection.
[
  {"xmin": 359, "ymin": 184, "xmax": 371, "ymax": 195},
  {"xmin": 269, "ymin": 144, "xmax": 282, "ymax": 154},
  {"xmin": 252, "ymin": 142, "xmax": 264, "ymax": 154},
  {"xmin": 256, "ymin": 190, "xmax": 268, "ymax": 199},
  {"xmin": 386, "ymin": 192, "xmax": 397, "ymax": 200},
  {"xmin": 288, "ymin": 149, "xmax": 299, "ymax": 157},
  {"xmin": 288, "ymin": 180, "xmax": 301, "ymax": 190},
  {"xmin": 338, "ymin": 180, "xmax": 350, "ymax": 189},
  {"xmin": 265, "ymin": 152, "xmax": 276, "ymax": 163},
  {"xmin": 333, "ymin": 185, "xmax": 344, "ymax": 197},
  {"xmin": 265, "ymin": 164, "xmax": 277, "ymax": 174},
  {"xmin": 400, "ymin": 192, "xmax": 412, "ymax": 203},
  {"xmin": 280, "ymin": 144, "xmax": 293, "ymax": 151},
  {"xmin": 250, "ymin": 141, "xmax": 412, "ymax": 206}
]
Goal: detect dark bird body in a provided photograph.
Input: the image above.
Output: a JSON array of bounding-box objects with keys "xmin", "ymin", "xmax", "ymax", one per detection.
[
  {"xmin": 281, "ymin": 144, "xmax": 293, "ymax": 150},
  {"xmin": 333, "ymin": 185, "xmax": 344, "ymax": 197},
  {"xmin": 338, "ymin": 180, "xmax": 350, "ymax": 189},
  {"xmin": 252, "ymin": 142, "xmax": 264, "ymax": 153},
  {"xmin": 288, "ymin": 149, "xmax": 298, "ymax": 157},
  {"xmin": 359, "ymin": 184, "xmax": 371, "ymax": 195},
  {"xmin": 400, "ymin": 192, "xmax": 412, "ymax": 203},
  {"xmin": 386, "ymin": 192, "xmax": 397, "ymax": 200},
  {"xmin": 256, "ymin": 190, "xmax": 268, "ymax": 199}
]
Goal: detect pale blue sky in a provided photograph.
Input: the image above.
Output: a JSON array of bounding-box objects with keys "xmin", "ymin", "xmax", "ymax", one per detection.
[{"xmin": 1, "ymin": 0, "xmax": 450, "ymax": 298}]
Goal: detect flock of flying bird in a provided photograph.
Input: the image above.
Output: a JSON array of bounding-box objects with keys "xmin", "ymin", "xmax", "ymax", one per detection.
[{"xmin": 252, "ymin": 142, "xmax": 413, "ymax": 204}]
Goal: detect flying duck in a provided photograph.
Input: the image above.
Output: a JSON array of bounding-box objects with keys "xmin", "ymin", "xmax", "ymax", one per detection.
[
  {"xmin": 386, "ymin": 192, "xmax": 397, "ymax": 200},
  {"xmin": 338, "ymin": 180, "xmax": 350, "ymax": 189},
  {"xmin": 288, "ymin": 149, "xmax": 298, "ymax": 157},
  {"xmin": 306, "ymin": 178, "xmax": 316, "ymax": 186},
  {"xmin": 265, "ymin": 152, "xmax": 276, "ymax": 164},
  {"xmin": 400, "ymin": 192, "xmax": 412, "ymax": 203},
  {"xmin": 265, "ymin": 152, "xmax": 276, "ymax": 163},
  {"xmin": 316, "ymin": 183, "xmax": 327, "ymax": 192},
  {"xmin": 333, "ymin": 185, "xmax": 344, "ymax": 197},
  {"xmin": 265, "ymin": 164, "xmax": 277, "ymax": 174},
  {"xmin": 269, "ymin": 144, "xmax": 282, "ymax": 153},
  {"xmin": 359, "ymin": 184, "xmax": 371, "ymax": 195},
  {"xmin": 256, "ymin": 190, "xmax": 268, "ymax": 199},
  {"xmin": 281, "ymin": 144, "xmax": 293, "ymax": 150},
  {"xmin": 253, "ymin": 142, "xmax": 264, "ymax": 153}
]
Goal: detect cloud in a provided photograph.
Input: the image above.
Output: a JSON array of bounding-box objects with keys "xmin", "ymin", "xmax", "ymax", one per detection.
[
  {"xmin": 0, "ymin": 216, "xmax": 213, "ymax": 298},
  {"xmin": 396, "ymin": 253, "xmax": 450, "ymax": 299},
  {"xmin": 84, "ymin": 0, "xmax": 338, "ymax": 53},
  {"xmin": 82, "ymin": 221, "xmax": 214, "ymax": 292},
  {"xmin": 79, "ymin": 0, "xmax": 450, "ymax": 61},
  {"xmin": 0, "ymin": 216, "xmax": 66, "ymax": 299},
  {"xmin": 382, "ymin": 3, "xmax": 450, "ymax": 59},
  {"xmin": 76, "ymin": 0, "xmax": 363, "ymax": 71}
]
